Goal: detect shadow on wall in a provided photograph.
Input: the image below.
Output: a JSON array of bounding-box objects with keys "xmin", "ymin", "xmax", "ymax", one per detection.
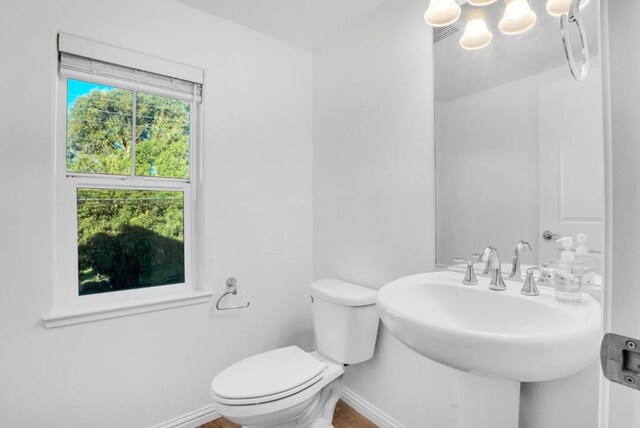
[{"xmin": 78, "ymin": 225, "xmax": 185, "ymax": 295}]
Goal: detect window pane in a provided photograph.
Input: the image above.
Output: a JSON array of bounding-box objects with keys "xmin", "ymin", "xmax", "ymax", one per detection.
[
  {"xmin": 66, "ymin": 79, "xmax": 133, "ymax": 175},
  {"xmin": 77, "ymin": 188, "xmax": 185, "ymax": 295},
  {"xmin": 135, "ymin": 92, "xmax": 190, "ymax": 179}
]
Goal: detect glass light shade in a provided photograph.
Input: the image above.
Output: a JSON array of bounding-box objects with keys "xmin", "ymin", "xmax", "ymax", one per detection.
[
  {"xmin": 424, "ymin": 0, "xmax": 462, "ymax": 27},
  {"xmin": 499, "ymin": 0, "xmax": 537, "ymax": 35},
  {"xmin": 468, "ymin": 0, "xmax": 498, "ymax": 5},
  {"xmin": 459, "ymin": 9, "xmax": 493, "ymax": 50},
  {"xmin": 546, "ymin": 0, "xmax": 571, "ymax": 16}
]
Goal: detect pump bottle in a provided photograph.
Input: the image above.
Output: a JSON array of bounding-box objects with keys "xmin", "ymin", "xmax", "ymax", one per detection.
[
  {"xmin": 554, "ymin": 237, "xmax": 584, "ymax": 303},
  {"xmin": 575, "ymin": 233, "xmax": 596, "ymax": 284}
]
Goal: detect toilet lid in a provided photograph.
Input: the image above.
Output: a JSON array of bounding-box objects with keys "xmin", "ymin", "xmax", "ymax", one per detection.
[{"xmin": 211, "ymin": 346, "xmax": 327, "ymax": 404}]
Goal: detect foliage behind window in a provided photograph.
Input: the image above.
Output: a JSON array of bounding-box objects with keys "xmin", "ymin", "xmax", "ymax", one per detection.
[
  {"xmin": 66, "ymin": 79, "xmax": 190, "ymax": 179},
  {"xmin": 66, "ymin": 79, "xmax": 190, "ymax": 295}
]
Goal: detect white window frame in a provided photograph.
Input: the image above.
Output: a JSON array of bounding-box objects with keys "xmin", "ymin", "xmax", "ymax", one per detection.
[{"xmin": 44, "ymin": 43, "xmax": 209, "ymax": 328}]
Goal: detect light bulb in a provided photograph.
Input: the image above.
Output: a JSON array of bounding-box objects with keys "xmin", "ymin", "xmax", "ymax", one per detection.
[
  {"xmin": 459, "ymin": 9, "xmax": 493, "ymax": 50},
  {"xmin": 499, "ymin": 0, "xmax": 537, "ymax": 35},
  {"xmin": 468, "ymin": 0, "xmax": 498, "ymax": 5},
  {"xmin": 546, "ymin": 0, "xmax": 571, "ymax": 16},
  {"xmin": 424, "ymin": 0, "xmax": 462, "ymax": 27}
]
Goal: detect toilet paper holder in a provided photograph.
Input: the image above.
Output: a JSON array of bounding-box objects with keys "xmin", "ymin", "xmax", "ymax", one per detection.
[{"xmin": 215, "ymin": 277, "xmax": 251, "ymax": 311}]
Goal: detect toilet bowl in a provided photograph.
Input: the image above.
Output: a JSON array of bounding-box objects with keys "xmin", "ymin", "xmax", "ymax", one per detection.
[
  {"xmin": 211, "ymin": 347, "xmax": 344, "ymax": 427},
  {"xmin": 210, "ymin": 279, "xmax": 379, "ymax": 428}
]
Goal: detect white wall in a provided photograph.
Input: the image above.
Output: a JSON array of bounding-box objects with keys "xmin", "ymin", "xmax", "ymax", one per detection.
[
  {"xmin": 0, "ymin": 1, "xmax": 313, "ymax": 427},
  {"xmin": 313, "ymin": 1, "xmax": 458, "ymax": 427},
  {"xmin": 605, "ymin": 0, "xmax": 640, "ymax": 426},
  {"xmin": 313, "ymin": 0, "xmax": 436, "ymax": 292}
]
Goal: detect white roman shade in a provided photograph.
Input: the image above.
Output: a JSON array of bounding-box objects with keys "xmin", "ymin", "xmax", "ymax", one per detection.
[{"xmin": 58, "ymin": 33, "xmax": 203, "ymax": 100}]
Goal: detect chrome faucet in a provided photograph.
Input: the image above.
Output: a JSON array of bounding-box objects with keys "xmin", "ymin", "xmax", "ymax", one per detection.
[
  {"xmin": 509, "ymin": 240, "xmax": 532, "ymax": 279},
  {"xmin": 479, "ymin": 247, "xmax": 507, "ymax": 291},
  {"xmin": 475, "ymin": 246, "xmax": 496, "ymax": 275}
]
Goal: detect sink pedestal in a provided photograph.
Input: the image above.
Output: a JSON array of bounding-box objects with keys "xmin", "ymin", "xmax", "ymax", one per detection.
[{"xmin": 454, "ymin": 371, "xmax": 520, "ymax": 428}]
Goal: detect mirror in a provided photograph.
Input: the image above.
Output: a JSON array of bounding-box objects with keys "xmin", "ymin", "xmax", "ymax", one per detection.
[{"xmin": 434, "ymin": 0, "xmax": 604, "ymax": 280}]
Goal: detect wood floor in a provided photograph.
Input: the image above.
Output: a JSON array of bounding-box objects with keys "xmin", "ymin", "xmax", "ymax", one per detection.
[{"xmin": 200, "ymin": 400, "xmax": 376, "ymax": 428}]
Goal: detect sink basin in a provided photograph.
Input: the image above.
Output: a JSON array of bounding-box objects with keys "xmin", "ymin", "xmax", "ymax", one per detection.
[{"xmin": 377, "ymin": 270, "xmax": 602, "ymax": 382}]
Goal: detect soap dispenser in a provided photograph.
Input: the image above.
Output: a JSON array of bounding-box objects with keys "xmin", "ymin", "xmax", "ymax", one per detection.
[
  {"xmin": 576, "ymin": 233, "xmax": 588, "ymax": 256},
  {"xmin": 575, "ymin": 233, "xmax": 596, "ymax": 284},
  {"xmin": 554, "ymin": 237, "xmax": 584, "ymax": 303}
]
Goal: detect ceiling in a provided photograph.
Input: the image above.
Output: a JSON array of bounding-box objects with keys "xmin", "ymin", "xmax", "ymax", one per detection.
[
  {"xmin": 175, "ymin": 0, "xmax": 390, "ymax": 50},
  {"xmin": 175, "ymin": 0, "xmax": 600, "ymax": 100}
]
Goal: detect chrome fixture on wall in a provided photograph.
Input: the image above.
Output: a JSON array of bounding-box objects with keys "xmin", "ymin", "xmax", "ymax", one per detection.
[
  {"xmin": 215, "ymin": 277, "xmax": 251, "ymax": 311},
  {"xmin": 560, "ymin": 0, "xmax": 590, "ymax": 81}
]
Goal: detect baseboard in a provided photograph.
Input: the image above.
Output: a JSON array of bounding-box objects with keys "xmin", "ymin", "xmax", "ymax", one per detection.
[
  {"xmin": 150, "ymin": 388, "xmax": 402, "ymax": 428},
  {"xmin": 150, "ymin": 404, "xmax": 219, "ymax": 428},
  {"xmin": 341, "ymin": 387, "xmax": 407, "ymax": 428}
]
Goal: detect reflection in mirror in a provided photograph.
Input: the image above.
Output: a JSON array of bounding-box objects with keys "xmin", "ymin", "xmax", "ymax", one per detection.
[{"xmin": 435, "ymin": 0, "xmax": 604, "ymax": 286}]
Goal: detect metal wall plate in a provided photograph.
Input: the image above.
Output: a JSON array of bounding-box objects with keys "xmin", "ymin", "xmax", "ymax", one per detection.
[{"xmin": 601, "ymin": 333, "xmax": 640, "ymax": 391}]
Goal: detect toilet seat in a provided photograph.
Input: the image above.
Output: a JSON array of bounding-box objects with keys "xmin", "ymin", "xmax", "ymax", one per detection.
[
  {"xmin": 211, "ymin": 346, "xmax": 328, "ymax": 405},
  {"xmin": 211, "ymin": 349, "xmax": 345, "ymax": 425}
]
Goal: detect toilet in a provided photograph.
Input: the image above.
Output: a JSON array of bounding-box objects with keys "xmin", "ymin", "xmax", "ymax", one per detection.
[{"xmin": 210, "ymin": 279, "xmax": 379, "ymax": 428}]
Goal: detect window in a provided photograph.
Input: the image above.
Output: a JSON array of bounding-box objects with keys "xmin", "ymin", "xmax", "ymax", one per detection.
[
  {"xmin": 66, "ymin": 79, "xmax": 190, "ymax": 296},
  {"xmin": 46, "ymin": 34, "xmax": 207, "ymax": 327},
  {"xmin": 76, "ymin": 188, "xmax": 185, "ymax": 296}
]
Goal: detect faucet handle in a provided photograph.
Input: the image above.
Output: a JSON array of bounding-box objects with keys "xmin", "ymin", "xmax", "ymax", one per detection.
[
  {"xmin": 521, "ymin": 266, "xmax": 543, "ymax": 296},
  {"xmin": 453, "ymin": 258, "xmax": 478, "ymax": 285}
]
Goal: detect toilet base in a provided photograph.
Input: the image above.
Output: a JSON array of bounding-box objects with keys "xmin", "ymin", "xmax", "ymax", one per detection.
[{"xmin": 240, "ymin": 378, "xmax": 342, "ymax": 428}]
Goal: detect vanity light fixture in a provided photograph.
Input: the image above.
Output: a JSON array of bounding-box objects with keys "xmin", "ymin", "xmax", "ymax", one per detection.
[
  {"xmin": 468, "ymin": 0, "xmax": 498, "ymax": 6},
  {"xmin": 424, "ymin": 0, "xmax": 462, "ymax": 27},
  {"xmin": 498, "ymin": 0, "xmax": 537, "ymax": 35},
  {"xmin": 546, "ymin": 0, "xmax": 571, "ymax": 16},
  {"xmin": 546, "ymin": 0, "xmax": 589, "ymax": 17},
  {"xmin": 459, "ymin": 9, "xmax": 493, "ymax": 50}
]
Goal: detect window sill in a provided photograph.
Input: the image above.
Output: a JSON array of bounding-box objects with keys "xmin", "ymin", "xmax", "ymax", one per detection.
[{"xmin": 42, "ymin": 290, "xmax": 213, "ymax": 329}]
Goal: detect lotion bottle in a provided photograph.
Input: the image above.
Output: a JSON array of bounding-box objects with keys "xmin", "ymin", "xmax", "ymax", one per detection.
[
  {"xmin": 575, "ymin": 233, "xmax": 596, "ymax": 284},
  {"xmin": 554, "ymin": 237, "xmax": 584, "ymax": 303}
]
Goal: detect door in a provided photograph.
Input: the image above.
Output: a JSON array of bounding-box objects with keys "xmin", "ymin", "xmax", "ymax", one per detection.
[
  {"xmin": 602, "ymin": 0, "xmax": 640, "ymax": 427},
  {"xmin": 538, "ymin": 70, "xmax": 605, "ymax": 273}
]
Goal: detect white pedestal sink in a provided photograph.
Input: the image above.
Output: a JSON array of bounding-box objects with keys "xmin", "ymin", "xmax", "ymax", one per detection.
[{"xmin": 377, "ymin": 271, "xmax": 601, "ymax": 428}]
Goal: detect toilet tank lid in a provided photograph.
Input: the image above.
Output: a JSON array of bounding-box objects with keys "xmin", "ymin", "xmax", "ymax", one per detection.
[{"xmin": 311, "ymin": 279, "xmax": 377, "ymax": 307}]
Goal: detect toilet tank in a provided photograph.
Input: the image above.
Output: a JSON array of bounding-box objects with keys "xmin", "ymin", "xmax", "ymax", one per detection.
[{"xmin": 310, "ymin": 279, "xmax": 379, "ymax": 365}]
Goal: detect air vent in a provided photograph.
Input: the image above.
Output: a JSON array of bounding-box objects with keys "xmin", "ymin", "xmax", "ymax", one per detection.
[{"xmin": 433, "ymin": 25, "xmax": 459, "ymax": 45}]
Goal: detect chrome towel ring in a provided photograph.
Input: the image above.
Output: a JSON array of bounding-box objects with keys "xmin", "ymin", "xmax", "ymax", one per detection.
[
  {"xmin": 215, "ymin": 277, "xmax": 251, "ymax": 311},
  {"xmin": 560, "ymin": 0, "xmax": 589, "ymax": 82}
]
